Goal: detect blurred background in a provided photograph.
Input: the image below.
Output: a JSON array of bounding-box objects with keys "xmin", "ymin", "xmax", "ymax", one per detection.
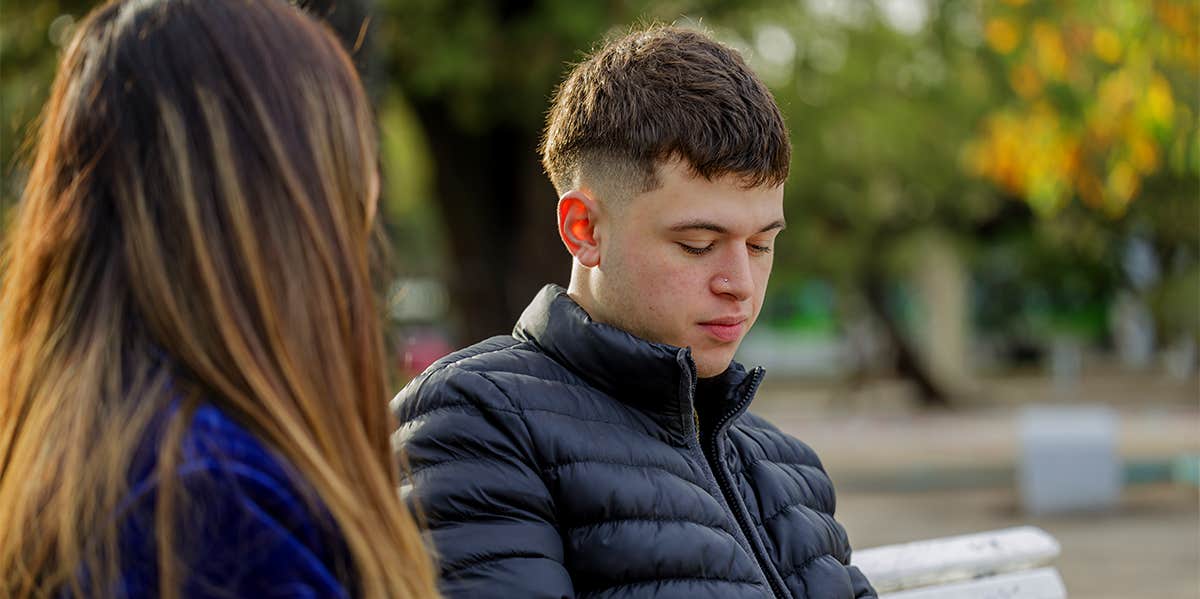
[{"xmin": 3, "ymin": 0, "xmax": 1198, "ymax": 596}]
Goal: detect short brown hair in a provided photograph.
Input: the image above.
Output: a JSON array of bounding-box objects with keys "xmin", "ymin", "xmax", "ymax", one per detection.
[{"xmin": 540, "ymin": 25, "xmax": 790, "ymax": 202}]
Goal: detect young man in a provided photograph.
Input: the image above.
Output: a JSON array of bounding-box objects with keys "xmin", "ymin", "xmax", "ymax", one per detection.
[{"xmin": 393, "ymin": 25, "xmax": 877, "ymax": 599}]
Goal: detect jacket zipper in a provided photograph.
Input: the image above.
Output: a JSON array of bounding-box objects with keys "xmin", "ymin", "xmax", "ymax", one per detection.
[
  {"xmin": 680, "ymin": 355, "xmax": 784, "ymax": 599},
  {"xmin": 702, "ymin": 369, "xmax": 788, "ymax": 599}
]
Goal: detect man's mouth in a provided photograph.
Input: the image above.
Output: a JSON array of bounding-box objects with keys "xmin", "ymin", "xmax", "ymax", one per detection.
[{"xmin": 698, "ymin": 317, "xmax": 747, "ymax": 343}]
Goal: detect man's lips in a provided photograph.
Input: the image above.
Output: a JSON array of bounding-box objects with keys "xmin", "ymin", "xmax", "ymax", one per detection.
[{"xmin": 698, "ymin": 317, "xmax": 748, "ymax": 342}]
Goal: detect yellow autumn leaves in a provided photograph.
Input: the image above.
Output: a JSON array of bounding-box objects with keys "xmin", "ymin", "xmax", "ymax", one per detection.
[{"xmin": 964, "ymin": 1, "xmax": 1196, "ymax": 218}]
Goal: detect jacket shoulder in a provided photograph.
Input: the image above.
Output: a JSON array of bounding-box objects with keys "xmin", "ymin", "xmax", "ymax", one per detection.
[{"xmin": 391, "ymin": 335, "xmax": 567, "ymax": 419}]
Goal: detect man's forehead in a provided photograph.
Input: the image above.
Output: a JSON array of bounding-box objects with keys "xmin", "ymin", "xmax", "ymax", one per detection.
[
  {"xmin": 652, "ymin": 155, "xmax": 787, "ymax": 189},
  {"xmin": 642, "ymin": 190, "xmax": 786, "ymax": 239},
  {"xmin": 646, "ymin": 164, "xmax": 783, "ymax": 211}
]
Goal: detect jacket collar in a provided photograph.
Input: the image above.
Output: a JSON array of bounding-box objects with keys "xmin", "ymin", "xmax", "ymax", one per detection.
[{"xmin": 513, "ymin": 285, "xmax": 759, "ymax": 429}]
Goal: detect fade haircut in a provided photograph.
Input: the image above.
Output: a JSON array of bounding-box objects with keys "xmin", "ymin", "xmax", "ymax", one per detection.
[{"xmin": 540, "ymin": 24, "xmax": 791, "ymax": 206}]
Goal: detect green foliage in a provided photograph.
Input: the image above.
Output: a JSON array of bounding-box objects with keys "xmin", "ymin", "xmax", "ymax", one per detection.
[
  {"xmin": 377, "ymin": 91, "xmax": 447, "ymax": 275},
  {"xmin": 1, "ymin": 1, "xmax": 96, "ymax": 208},
  {"xmin": 372, "ymin": 0, "xmax": 775, "ymax": 130},
  {"xmin": 736, "ymin": 1, "xmax": 1005, "ymax": 287},
  {"xmin": 3, "ymin": 0, "xmax": 1195, "ymax": 347}
]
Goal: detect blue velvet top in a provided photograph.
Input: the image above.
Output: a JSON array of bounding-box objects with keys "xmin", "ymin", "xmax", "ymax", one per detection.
[{"xmin": 113, "ymin": 404, "xmax": 353, "ymax": 598}]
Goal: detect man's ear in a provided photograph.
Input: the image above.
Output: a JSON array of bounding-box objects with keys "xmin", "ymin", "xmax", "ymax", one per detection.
[{"xmin": 557, "ymin": 190, "xmax": 601, "ymax": 267}]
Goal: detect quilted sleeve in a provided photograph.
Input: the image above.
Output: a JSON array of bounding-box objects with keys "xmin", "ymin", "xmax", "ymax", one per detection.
[
  {"xmin": 393, "ymin": 366, "xmax": 573, "ymax": 599},
  {"xmin": 848, "ymin": 564, "xmax": 878, "ymax": 598}
]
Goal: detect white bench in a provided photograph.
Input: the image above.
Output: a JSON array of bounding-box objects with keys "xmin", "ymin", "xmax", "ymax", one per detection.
[{"xmin": 853, "ymin": 526, "xmax": 1067, "ymax": 598}]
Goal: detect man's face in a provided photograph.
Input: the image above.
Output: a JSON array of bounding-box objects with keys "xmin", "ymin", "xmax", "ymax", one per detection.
[{"xmin": 589, "ymin": 159, "xmax": 785, "ymax": 378}]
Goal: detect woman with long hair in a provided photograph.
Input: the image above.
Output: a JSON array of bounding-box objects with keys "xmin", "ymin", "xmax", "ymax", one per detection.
[{"xmin": 0, "ymin": 0, "xmax": 439, "ymax": 596}]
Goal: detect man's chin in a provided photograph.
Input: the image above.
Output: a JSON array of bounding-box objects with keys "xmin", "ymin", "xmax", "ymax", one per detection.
[{"xmin": 693, "ymin": 353, "xmax": 736, "ymax": 378}]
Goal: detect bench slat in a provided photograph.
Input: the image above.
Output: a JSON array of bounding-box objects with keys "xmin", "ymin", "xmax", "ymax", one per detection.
[
  {"xmin": 852, "ymin": 526, "xmax": 1061, "ymax": 592},
  {"xmin": 879, "ymin": 567, "xmax": 1067, "ymax": 599}
]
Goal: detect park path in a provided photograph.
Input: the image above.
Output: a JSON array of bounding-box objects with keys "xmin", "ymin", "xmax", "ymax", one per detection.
[{"xmin": 749, "ymin": 372, "xmax": 1199, "ymax": 598}]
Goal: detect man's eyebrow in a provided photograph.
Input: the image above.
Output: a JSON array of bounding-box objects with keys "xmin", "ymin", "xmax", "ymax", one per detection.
[
  {"xmin": 759, "ymin": 219, "xmax": 787, "ymax": 233},
  {"xmin": 667, "ymin": 219, "xmax": 787, "ymax": 234},
  {"xmin": 668, "ymin": 220, "xmax": 728, "ymax": 234}
]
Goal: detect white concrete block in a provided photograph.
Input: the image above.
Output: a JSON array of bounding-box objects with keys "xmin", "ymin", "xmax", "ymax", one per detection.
[{"xmin": 1019, "ymin": 405, "xmax": 1120, "ymax": 515}]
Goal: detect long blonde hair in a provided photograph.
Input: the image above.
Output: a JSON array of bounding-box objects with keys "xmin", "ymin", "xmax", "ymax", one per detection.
[{"xmin": 0, "ymin": 0, "xmax": 438, "ymax": 596}]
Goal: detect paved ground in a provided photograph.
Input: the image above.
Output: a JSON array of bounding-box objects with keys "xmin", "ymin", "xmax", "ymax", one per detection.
[
  {"xmin": 750, "ymin": 371, "xmax": 1200, "ymax": 598},
  {"xmin": 837, "ymin": 485, "xmax": 1197, "ymax": 598}
]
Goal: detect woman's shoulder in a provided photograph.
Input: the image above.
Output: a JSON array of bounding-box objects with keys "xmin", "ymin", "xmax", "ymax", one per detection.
[
  {"xmin": 120, "ymin": 403, "xmax": 352, "ymax": 598},
  {"xmin": 126, "ymin": 404, "xmax": 315, "ymax": 527},
  {"xmin": 177, "ymin": 404, "xmax": 298, "ymax": 491}
]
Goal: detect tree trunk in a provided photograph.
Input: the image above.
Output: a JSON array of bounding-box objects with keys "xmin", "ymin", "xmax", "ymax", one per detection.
[
  {"xmin": 304, "ymin": 0, "xmax": 567, "ymax": 345},
  {"xmin": 414, "ymin": 103, "xmax": 567, "ymax": 345},
  {"xmin": 862, "ymin": 238, "xmax": 954, "ymax": 409},
  {"xmin": 863, "ymin": 275, "xmax": 953, "ymax": 409}
]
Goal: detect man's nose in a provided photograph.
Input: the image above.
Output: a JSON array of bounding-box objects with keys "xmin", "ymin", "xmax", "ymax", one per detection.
[{"xmin": 710, "ymin": 249, "xmax": 753, "ymax": 302}]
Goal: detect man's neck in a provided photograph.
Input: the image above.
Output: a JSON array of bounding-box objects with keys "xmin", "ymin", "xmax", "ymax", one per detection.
[{"xmin": 566, "ymin": 267, "xmax": 600, "ymax": 324}]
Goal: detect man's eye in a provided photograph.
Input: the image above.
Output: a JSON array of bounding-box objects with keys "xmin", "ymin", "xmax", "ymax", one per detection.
[
  {"xmin": 678, "ymin": 242, "xmax": 713, "ymax": 255},
  {"xmin": 749, "ymin": 243, "xmax": 773, "ymax": 255}
]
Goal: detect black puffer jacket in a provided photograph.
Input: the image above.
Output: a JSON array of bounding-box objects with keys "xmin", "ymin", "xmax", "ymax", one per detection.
[{"xmin": 394, "ymin": 285, "xmax": 876, "ymax": 599}]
